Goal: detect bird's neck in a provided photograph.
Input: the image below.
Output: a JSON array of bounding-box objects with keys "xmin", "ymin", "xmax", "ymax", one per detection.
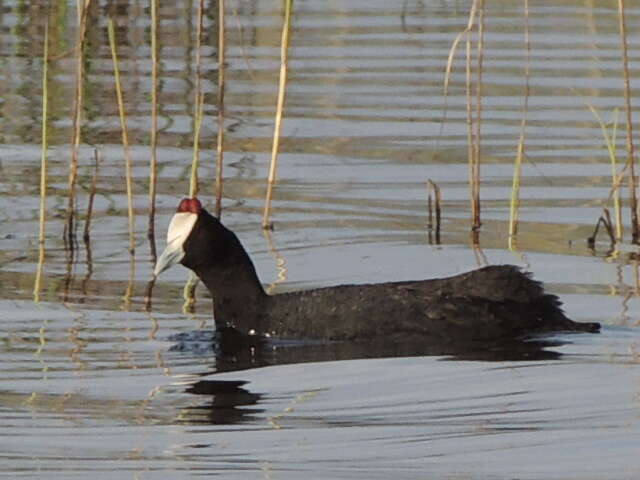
[{"xmin": 193, "ymin": 251, "xmax": 267, "ymax": 333}]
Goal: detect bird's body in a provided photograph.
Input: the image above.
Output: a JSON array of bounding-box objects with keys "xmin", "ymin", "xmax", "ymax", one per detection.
[
  {"xmin": 154, "ymin": 198, "xmax": 600, "ymax": 344},
  {"xmin": 264, "ymin": 266, "xmax": 597, "ymax": 342}
]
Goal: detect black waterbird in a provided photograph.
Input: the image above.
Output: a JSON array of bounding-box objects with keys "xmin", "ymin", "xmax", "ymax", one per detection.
[{"xmin": 154, "ymin": 198, "xmax": 600, "ymax": 346}]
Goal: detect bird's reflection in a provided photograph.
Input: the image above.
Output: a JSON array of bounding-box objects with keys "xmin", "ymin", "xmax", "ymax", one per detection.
[
  {"xmin": 181, "ymin": 380, "xmax": 263, "ymax": 425},
  {"xmin": 175, "ymin": 327, "xmax": 569, "ymax": 425}
]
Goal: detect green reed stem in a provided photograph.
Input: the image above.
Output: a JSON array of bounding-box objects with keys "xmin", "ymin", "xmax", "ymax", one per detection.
[
  {"xmin": 108, "ymin": 18, "xmax": 136, "ymax": 255},
  {"xmin": 262, "ymin": 0, "xmax": 293, "ymax": 229}
]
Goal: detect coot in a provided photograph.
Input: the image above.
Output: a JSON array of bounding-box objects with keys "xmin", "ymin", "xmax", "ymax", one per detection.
[{"xmin": 154, "ymin": 197, "xmax": 600, "ymax": 342}]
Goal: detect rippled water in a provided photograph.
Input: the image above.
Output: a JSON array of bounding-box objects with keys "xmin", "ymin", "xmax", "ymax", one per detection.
[{"xmin": 2, "ymin": 1, "xmax": 640, "ymax": 478}]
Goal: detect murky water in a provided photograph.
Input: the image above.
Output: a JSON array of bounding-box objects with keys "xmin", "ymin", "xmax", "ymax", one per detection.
[{"xmin": 2, "ymin": 1, "xmax": 640, "ymax": 478}]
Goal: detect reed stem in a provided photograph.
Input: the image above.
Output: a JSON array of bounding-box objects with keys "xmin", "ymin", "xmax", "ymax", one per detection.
[
  {"xmin": 441, "ymin": 0, "xmax": 479, "ymax": 139},
  {"xmin": 64, "ymin": 0, "xmax": 91, "ymax": 246},
  {"xmin": 189, "ymin": 0, "xmax": 205, "ymax": 198},
  {"xmin": 426, "ymin": 180, "xmax": 442, "ymax": 244},
  {"xmin": 617, "ymin": 0, "xmax": 639, "ymax": 244},
  {"xmin": 184, "ymin": 1, "xmax": 206, "ymax": 312},
  {"xmin": 108, "ymin": 17, "xmax": 136, "ymax": 255},
  {"xmin": 262, "ymin": 0, "xmax": 293, "ymax": 230},
  {"xmin": 83, "ymin": 149, "xmax": 100, "ymax": 243},
  {"xmin": 465, "ymin": 26, "xmax": 474, "ymax": 226},
  {"xmin": 509, "ymin": 0, "xmax": 531, "ymax": 244},
  {"xmin": 34, "ymin": 22, "xmax": 50, "ymax": 303},
  {"xmin": 214, "ymin": 0, "xmax": 226, "ymax": 219},
  {"xmin": 148, "ymin": 0, "xmax": 159, "ymax": 259},
  {"xmin": 588, "ymin": 106, "xmax": 622, "ymax": 242},
  {"xmin": 471, "ymin": 0, "xmax": 484, "ymax": 232},
  {"xmin": 38, "ymin": 23, "xmax": 49, "ymax": 248}
]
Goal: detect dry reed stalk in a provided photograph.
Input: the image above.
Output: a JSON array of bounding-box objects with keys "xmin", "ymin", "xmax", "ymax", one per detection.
[
  {"xmin": 188, "ymin": 0, "xmax": 205, "ymax": 199},
  {"xmin": 618, "ymin": 0, "xmax": 639, "ymax": 243},
  {"xmin": 472, "ymin": 242, "xmax": 488, "ymax": 267},
  {"xmin": 262, "ymin": 0, "xmax": 293, "ymax": 230},
  {"xmin": 64, "ymin": 0, "xmax": 91, "ymax": 246},
  {"xmin": 148, "ymin": 0, "xmax": 159, "ymax": 260},
  {"xmin": 588, "ymin": 106, "xmax": 622, "ymax": 241},
  {"xmin": 441, "ymin": 0, "xmax": 479, "ymax": 139},
  {"xmin": 587, "ymin": 208, "xmax": 616, "ymax": 249},
  {"xmin": 508, "ymin": 0, "xmax": 531, "ymax": 245},
  {"xmin": 214, "ymin": 0, "xmax": 226, "ymax": 218},
  {"xmin": 182, "ymin": 273, "xmax": 198, "ymax": 313},
  {"xmin": 81, "ymin": 214, "xmax": 95, "ymax": 297},
  {"xmin": 460, "ymin": 0, "xmax": 482, "ymax": 240},
  {"xmin": 189, "ymin": 93, "xmax": 205, "ymax": 197},
  {"xmin": 81, "ymin": 237, "xmax": 94, "ymax": 297},
  {"xmin": 34, "ymin": 22, "xmax": 49, "ymax": 303},
  {"xmin": 122, "ymin": 253, "xmax": 136, "ymax": 311},
  {"xmin": 465, "ymin": 28, "xmax": 475, "ymax": 228},
  {"xmin": 470, "ymin": 0, "xmax": 485, "ymax": 232},
  {"xmin": 184, "ymin": 1, "xmax": 206, "ymax": 311},
  {"xmin": 263, "ymin": 229, "xmax": 288, "ymax": 294},
  {"xmin": 633, "ymin": 259, "xmax": 640, "ymax": 298},
  {"xmin": 230, "ymin": 2, "xmax": 257, "ymax": 83},
  {"xmin": 426, "ymin": 180, "xmax": 441, "ymax": 244},
  {"xmin": 144, "ymin": 278, "xmax": 155, "ymax": 312},
  {"xmin": 108, "ymin": 17, "xmax": 136, "ymax": 255},
  {"xmin": 83, "ymin": 149, "xmax": 100, "ymax": 243}
]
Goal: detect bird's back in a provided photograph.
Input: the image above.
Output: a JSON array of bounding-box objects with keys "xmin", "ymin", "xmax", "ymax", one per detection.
[{"xmin": 265, "ymin": 265, "xmax": 599, "ymax": 341}]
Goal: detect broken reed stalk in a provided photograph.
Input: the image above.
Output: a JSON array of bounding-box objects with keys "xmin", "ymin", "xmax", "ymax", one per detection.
[
  {"xmin": 617, "ymin": 0, "xmax": 639, "ymax": 244},
  {"xmin": 509, "ymin": 0, "xmax": 531, "ymax": 244},
  {"xmin": 471, "ymin": 0, "xmax": 484, "ymax": 233},
  {"xmin": 587, "ymin": 208, "xmax": 616, "ymax": 250},
  {"xmin": 588, "ymin": 106, "xmax": 622, "ymax": 242},
  {"xmin": 426, "ymin": 179, "xmax": 442, "ymax": 244},
  {"xmin": 188, "ymin": 0, "xmax": 205, "ymax": 199},
  {"xmin": 108, "ymin": 18, "xmax": 136, "ymax": 255},
  {"xmin": 34, "ymin": 22, "xmax": 49, "ymax": 303},
  {"xmin": 214, "ymin": 0, "xmax": 226, "ymax": 219},
  {"xmin": 262, "ymin": 0, "xmax": 293, "ymax": 230},
  {"xmin": 148, "ymin": 0, "xmax": 159, "ymax": 259},
  {"xmin": 64, "ymin": 0, "xmax": 91, "ymax": 246},
  {"xmin": 83, "ymin": 149, "xmax": 100, "ymax": 243}
]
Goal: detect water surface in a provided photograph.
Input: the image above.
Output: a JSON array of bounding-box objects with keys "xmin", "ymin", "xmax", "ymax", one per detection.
[{"xmin": 1, "ymin": 1, "xmax": 640, "ymax": 478}]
